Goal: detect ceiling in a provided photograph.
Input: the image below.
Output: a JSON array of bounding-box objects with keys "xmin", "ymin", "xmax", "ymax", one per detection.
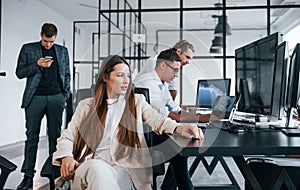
[
  {"xmin": 37, "ymin": 0, "xmax": 297, "ymax": 31},
  {"xmin": 37, "ymin": 0, "xmax": 300, "ymax": 56}
]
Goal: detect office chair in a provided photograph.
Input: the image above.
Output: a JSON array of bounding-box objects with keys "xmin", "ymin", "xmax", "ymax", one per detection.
[
  {"xmin": 40, "ymin": 155, "xmax": 60, "ymax": 189},
  {"xmin": 41, "ymin": 88, "xmax": 95, "ymax": 189},
  {"xmin": 134, "ymin": 87, "xmax": 166, "ymax": 190},
  {"xmin": 73, "ymin": 88, "xmax": 93, "ymax": 108},
  {"xmin": 0, "ymin": 155, "xmax": 17, "ymax": 190},
  {"xmin": 40, "ymin": 93, "xmax": 78, "ymax": 190}
]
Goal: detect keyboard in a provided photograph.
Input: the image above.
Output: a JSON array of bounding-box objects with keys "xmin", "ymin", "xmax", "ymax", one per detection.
[
  {"xmin": 222, "ymin": 121, "xmax": 249, "ymax": 133},
  {"xmin": 222, "ymin": 121, "xmax": 246, "ymax": 131},
  {"xmin": 210, "ymin": 120, "xmax": 252, "ymax": 132},
  {"xmin": 210, "ymin": 120, "xmax": 238, "ymax": 130},
  {"xmin": 221, "ymin": 121, "xmax": 236, "ymax": 130}
]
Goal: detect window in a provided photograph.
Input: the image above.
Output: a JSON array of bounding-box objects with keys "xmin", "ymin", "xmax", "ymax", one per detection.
[{"xmin": 283, "ymin": 25, "xmax": 300, "ymax": 54}]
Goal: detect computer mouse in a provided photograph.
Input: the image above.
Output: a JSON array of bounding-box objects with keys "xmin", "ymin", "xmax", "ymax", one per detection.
[
  {"xmin": 228, "ymin": 125, "xmax": 246, "ymax": 133},
  {"xmin": 191, "ymin": 136, "xmax": 201, "ymax": 141}
]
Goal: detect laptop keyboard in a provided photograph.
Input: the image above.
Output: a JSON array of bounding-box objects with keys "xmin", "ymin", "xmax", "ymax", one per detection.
[
  {"xmin": 212, "ymin": 121, "xmax": 246, "ymax": 131},
  {"xmin": 222, "ymin": 121, "xmax": 247, "ymax": 131},
  {"xmin": 221, "ymin": 121, "xmax": 236, "ymax": 130}
]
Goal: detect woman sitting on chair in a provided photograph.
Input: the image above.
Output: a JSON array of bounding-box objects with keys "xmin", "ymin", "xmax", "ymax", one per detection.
[{"xmin": 52, "ymin": 55, "xmax": 204, "ymax": 190}]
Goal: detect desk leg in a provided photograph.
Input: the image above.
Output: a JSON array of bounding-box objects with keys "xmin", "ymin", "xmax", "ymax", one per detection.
[
  {"xmin": 189, "ymin": 156, "xmax": 239, "ymax": 189},
  {"xmin": 232, "ymin": 156, "xmax": 262, "ymax": 190},
  {"xmin": 189, "ymin": 156, "xmax": 202, "ymax": 177}
]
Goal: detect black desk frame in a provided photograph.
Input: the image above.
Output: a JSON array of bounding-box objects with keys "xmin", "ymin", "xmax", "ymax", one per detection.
[
  {"xmin": 168, "ymin": 128, "xmax": 300, "ymax": 190},
  {"xmin": 189, "ymin": 155, "xmax": 239, "ymax": 189}
]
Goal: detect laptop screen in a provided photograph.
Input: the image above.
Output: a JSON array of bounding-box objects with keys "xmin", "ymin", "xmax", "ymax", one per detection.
[
  {"xmin": 196, "ymin": 79, "xmax": 231, "ymax": 108},
  {"xmin": 211, "ymin": 95, "xmax": 237, "ymax": 120}
]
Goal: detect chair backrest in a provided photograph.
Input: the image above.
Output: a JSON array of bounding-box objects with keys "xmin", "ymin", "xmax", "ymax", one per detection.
[
  {"xmin": 134, "ymin": 87, "xmax": 153, "ymax": 147},
  {"xmin": 74, "ymin": 88, "xmax": 93, "ymax": 108},
  {"xmin": 134, "ymin": 87, "xmax": 150, "ymax": 104},
  {"xmin": 134, "ymin": 87, "xmax": 165, "ymax": 189}
]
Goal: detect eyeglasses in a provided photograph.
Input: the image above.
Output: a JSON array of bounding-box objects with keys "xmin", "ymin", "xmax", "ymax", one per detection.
[
  {"xmin": 164, "ymin": 62, "xmax": 179, "ymax": 73},
  {"xmin": 182, "ymin": 52, "xmax": 192, "ymax": 60}
]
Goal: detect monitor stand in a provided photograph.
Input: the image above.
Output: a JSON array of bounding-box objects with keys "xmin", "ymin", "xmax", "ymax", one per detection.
[
  {"xmin": 269, "ymin": 109, "xmax": 299, "ymax": 129},
  {"xmin": 269, "ymin": 124, "xmax": 297, "ymax": 130},
  {"xmin": 277, "ymin": 113, "xmax": 300, "ymax": 136},
  {"xmin": 281, "ymin": 128, "xmax": 300, "ymax": 136}
]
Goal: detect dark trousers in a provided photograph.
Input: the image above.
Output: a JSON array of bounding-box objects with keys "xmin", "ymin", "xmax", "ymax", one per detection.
[
  {"xmin": 21, "ymin": 93, "xmax": 65, "ymax": 178},
  {"xmin": 151, "ymin": 133, "xmax": 194, "ymax": 190}
]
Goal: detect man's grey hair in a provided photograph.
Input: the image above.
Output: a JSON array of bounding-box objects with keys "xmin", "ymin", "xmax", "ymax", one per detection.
[{"xmin": 172, "ymin": 40, "xmax": 195, "ymax": 53}]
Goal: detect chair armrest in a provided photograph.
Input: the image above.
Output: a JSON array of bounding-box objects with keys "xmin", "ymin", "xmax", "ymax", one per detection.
[
  {"xmin": 0, "ymin": 155, "xmax": 17, "ymax": 189},
  {"xmin": 40, "ymin": 155, "xmax": 60, "ymax": 178},
  {"xmin": 0, "ymin": 156, "xmax": 17, "ymax": 172},
  {"xmin": 40, "ymin": 155, "xmax": 61, "ymax": 190}
]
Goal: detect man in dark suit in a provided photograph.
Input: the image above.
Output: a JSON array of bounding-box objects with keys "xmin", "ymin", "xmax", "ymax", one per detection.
[{"xmin": 15, "ymin": 23, "xmax": 70, "ymax": 190}]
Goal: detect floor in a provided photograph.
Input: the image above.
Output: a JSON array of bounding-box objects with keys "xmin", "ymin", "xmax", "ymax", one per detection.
[
  {"xmin": 0, "ymin": 137, "xmax": 245, "ymax": 190},
  {"xmin": 0, "ymin": 137, "xmax": 50, "ymax": 190}
]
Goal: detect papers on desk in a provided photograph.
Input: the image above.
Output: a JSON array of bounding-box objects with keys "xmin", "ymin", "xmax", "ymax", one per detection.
[
  {"xmin": 183, "ymin": 106, "xmax": 212, "ymax": 114},
  {"xmin": 197, "ymin": 108, "xmax": 212, "ymax": 114},
  {"xmin": 180, "ymin": 122, "xmax": 208, "ymax": 128},
  {"xmin": 197, "ymin": 122, "xmax": 209, "ymax": 128}
]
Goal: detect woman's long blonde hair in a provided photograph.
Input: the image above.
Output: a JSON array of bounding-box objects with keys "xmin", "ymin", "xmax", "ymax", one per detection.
[{"xmin": 73, "ymin": 55, "xmax": 141, "ymax": 162}]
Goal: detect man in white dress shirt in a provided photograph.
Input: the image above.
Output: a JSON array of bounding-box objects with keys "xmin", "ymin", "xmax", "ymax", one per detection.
[
  {"xmin": 133, "ymin": 49, "xmax": 211, "ymax": 190},
  {"xmin": 135, "ymin": 40, "xmax": 194, "ymax": 101}
]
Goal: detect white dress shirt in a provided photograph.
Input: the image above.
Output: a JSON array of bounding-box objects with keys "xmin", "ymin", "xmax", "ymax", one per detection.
[
  {"xmin": 133, "ymin": 70, "xmax": 181, "ymax": 116},
  {"xmin": 135, "ymin": 56, "xmax": 178, "ymax": 91}
]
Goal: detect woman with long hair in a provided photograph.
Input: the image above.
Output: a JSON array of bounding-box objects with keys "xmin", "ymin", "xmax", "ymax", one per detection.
[{"xmin": 53, "ymin": 55, "xmax": 203, "ymax": 190}]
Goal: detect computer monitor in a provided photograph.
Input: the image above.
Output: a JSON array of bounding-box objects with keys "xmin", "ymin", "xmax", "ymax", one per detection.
[
  {"xmin": 285, "ymin": 43, "xmax": 300, "ymax": 128},
  {"xmin": 235, "ymin": 32, "xmax": 283, "ymax": 115},
  {"xmin": 196, "ymin": 79, "xmax": 231, "ymax": 108},
  {"xmin": 270, "ymin": 41, "xmax": 289, "ymax": 120},
  {"xmin": 238, "ymin": 78, "xmax": 251, "ymax": 112}
]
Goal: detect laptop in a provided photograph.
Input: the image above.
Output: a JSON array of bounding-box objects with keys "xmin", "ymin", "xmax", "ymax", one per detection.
[
  {"xmin": 185, "ymin": 79, "xmax": 231, "ymax": 115},
  {"xmin": 208, "ymin": 95, "xmax": 240, "ymax": 129},
  {"xmin": 196, "ymin": 79, "xmax": 231, "ymax": 108}
]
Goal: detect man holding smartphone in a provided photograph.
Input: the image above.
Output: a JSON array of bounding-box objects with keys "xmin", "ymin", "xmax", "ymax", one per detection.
[{"xmin": 15, "ymin": 23, "xmax": 70, "ymax": 190}]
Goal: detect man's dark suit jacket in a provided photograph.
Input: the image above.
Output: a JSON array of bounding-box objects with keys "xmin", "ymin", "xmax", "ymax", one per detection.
[{"xmin": 16, "ymin": 41, "xmax": 71, "ymax": 108}]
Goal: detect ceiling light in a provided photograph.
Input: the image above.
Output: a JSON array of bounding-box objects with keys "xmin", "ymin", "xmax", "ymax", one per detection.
[
  {"xmin": 209, "ymin": 37, "xmax": 223, "ymax": 54},
  {"xmin": 209, "ymin": 47, "xmax": 222, "ymax": 54},
  {"xmin": 210, "ymin": 36, "xmax": 223, "ymax": 49},
  {"xmin": 214, "ymin": 15, "xmax": 232, "ymax": 37}
]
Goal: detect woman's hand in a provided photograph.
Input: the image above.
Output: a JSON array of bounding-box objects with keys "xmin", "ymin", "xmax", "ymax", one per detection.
[
  {"xmin": 175, "ymin": 124, "xmax": 204, "ymax": 140},
  {"xmin": 60, "ymin": 156, "xmax": 80, "ymax": 180}
]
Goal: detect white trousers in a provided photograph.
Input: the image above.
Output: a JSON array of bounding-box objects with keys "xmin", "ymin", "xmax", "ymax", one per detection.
[{"xmin": 71, "ymin": 159, "xmax": 132, "ymax": 190}]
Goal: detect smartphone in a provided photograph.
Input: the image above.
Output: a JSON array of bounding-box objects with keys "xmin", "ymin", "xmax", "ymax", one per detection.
[{"xmin": 44, "ymin": 56, "xmax": 53, "ymax": 59}]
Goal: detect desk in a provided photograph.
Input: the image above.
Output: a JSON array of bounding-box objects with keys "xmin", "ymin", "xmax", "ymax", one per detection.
[{"xmin": 168, "ymin": 128, "xmax": 300, "ymax": 189}]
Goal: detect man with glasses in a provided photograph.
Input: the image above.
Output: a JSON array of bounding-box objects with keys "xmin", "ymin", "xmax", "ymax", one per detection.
[
  {"xmin": 133, "ymin": 49, "xmax": 211, "ymax": 190},
  {"xmin": 135, "ymin": 40, "xmax": 194, "ymax": 101}
]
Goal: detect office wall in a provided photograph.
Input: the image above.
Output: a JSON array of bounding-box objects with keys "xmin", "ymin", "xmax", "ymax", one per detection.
[
  {"xmin": 0, "ymin": 0, "xmax": 73, "ymax": 146},
  {"xmin": 1, "ymin": 1, "xmax": 299, "ymax": 147}
]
